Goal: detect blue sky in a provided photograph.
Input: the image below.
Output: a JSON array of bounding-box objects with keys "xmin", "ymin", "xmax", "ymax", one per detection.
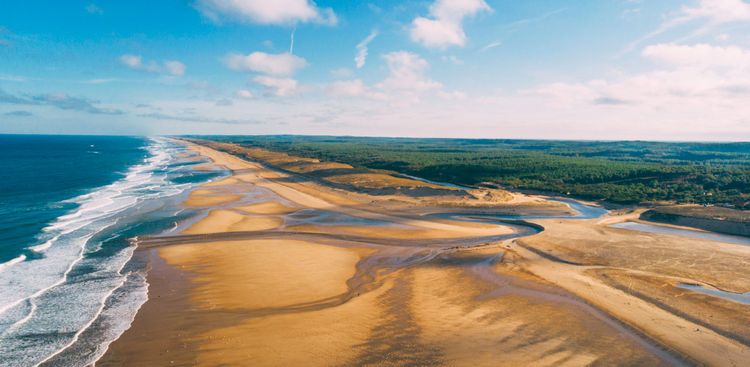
[{"xmin": 1, "ymin": 0, "xmax": 750, "ymax": 140}]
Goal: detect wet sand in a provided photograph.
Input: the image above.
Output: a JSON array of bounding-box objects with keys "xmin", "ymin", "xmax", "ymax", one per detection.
[
  {"xmin": 517, "ymin": 215, "xmax": 750, "ymax": 366},
  {"xmin": 101, "ymin": 140, "xmax": 750, "ymax": 366}
]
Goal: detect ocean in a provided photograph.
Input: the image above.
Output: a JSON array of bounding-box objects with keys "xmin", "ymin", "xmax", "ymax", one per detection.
[{"xmin": 0, "ymin": 135, "xmax": 224, "ymax": 366}]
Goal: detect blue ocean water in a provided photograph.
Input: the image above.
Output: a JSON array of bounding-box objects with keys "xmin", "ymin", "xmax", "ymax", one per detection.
[
  {"xmin": 0, "ymin": 135, "xmax": 225, "ymax": 366},
  {"xmin": 0, "ymin": 135, "xmax": 148, "ymax": 264}
]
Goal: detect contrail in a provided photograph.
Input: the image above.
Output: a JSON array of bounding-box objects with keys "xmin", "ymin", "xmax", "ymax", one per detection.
[{"xmin": 289, "ymin": 27, "xmax": 296, "ymax": 54}]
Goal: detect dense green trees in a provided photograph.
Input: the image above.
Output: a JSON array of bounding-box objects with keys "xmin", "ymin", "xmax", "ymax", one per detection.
[{"xmin": 198, "ymin": 135, "xmax": 750, "ymax": 208}]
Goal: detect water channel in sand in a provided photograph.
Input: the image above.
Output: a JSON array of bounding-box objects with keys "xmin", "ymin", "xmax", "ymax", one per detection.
[
  {"xmin": 676, "ymin": 283, "xmax": 750, "ymax": 305},
  {"xmin": 610, "ymin": 221, "xmax": 750, "ymax": 246}
]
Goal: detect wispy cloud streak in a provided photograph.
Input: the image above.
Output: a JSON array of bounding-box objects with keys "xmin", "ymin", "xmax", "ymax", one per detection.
[{"xmin": 355, "ymin": 30, "xmax": 378, "ymax": 68}]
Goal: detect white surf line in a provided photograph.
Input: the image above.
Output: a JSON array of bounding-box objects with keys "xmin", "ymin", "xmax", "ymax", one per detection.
[
  {"xmin": 39, "ymin": 147, "xmax": 178, "ymax": 366},
  {"xmin": 31, "ymin": 218, "xmax": 95, "ymax": 252},
  {"xmin": 0, "ymin": 255, "xmax": 27, "ymax": 273},
  {"xmin": 3, "ymin": 142, "xmax": 166, "ymax": 313},
  {"xmin": 38, "ymin": 247, "xmax": 139, "ymax": 365},
  {"xmin": 3, "ymin": 296, "xmax": 37, "ymax": 336},
  {"xmin": 29, "ymin": 237, "xmax": 56, "ymax": 252},
  {"xmin": 91, "ymin": 269, "xmax": 150, "ymax": 367},
  {"xmin": 8, "ymin": 139, "xmax": 203, "ymax": 362},
  {"xmin": 34, "ymin": 267, "xmax": 131, "ymax": 367},
  {"xmin": 33, "ymin": 164, "xmax": 159, "ymax": 252},
  {"xmin": 2, "ymin": 202, "xmax": 141, "ymax": 316},
  {"xmin": 37, "ymin": 139, "xmax": 189, "ymax": 365},
  {"xmin": 0, "ymin": 233, "xmax": 94, "ymax": 319}
]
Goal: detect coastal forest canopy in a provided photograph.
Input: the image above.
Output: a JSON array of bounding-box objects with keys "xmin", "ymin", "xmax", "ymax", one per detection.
[{"xmin": 197, "ymin": 135, "xmax": 750, "ymax": 209}]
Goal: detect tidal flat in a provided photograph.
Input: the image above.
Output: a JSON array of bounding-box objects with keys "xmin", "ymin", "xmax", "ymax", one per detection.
[{"xmin": 100, "ymin": 140, "xmax": 750, "ymax": 367}]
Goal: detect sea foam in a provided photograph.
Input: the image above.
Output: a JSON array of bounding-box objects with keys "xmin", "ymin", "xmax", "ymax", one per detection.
[{"xmin": 0, "ymin": 138, "xmax": 218, "ymax": 367}]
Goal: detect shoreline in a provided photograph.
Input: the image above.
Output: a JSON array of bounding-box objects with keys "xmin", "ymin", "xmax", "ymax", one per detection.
[
  {"xmin": 0, "ymin": 137, "xmax": 234, "ymax": 366},
  {"xmin": 102, "ymin": 139, "xmax": 749, "ymax": 366}
]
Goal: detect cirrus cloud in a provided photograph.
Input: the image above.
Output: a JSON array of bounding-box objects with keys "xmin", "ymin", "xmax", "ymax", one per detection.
[{"xmin": 622, "ymin": 0, "xmax": 750, "ymax": 55}]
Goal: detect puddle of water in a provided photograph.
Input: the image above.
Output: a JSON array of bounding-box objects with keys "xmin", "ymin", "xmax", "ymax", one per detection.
[
  {"xmin": 610, "ymin": 222, "xmax": 750, "ymax": 246},
  {"xmin": 428, "ymin": 198, "xmax": 608, "ymax": 222},
  {"xmin": 677, "ymin": 283, "xmax": 750, "ymax": 305}
]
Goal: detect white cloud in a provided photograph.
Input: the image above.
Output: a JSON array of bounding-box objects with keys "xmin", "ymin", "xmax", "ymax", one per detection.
[
  {"xmin": 528, "ymin": 43, "xmax": 750, "ymax": 136},
  {"xmin": 327, "ymin": 79, "xmax": 387, "ymax": 100},
  {"xmin": 236, "ymin": 89, "xmax": 253, "ymax": 98},
  {"xmin": 327, "ymin": 79, "xmax": 369, "ymax": 97},
  {"xmin": 355, "ymin": 30, "xmax": 378, "ymax": 69},
  {"xmin": 119, "ymin": 54, "xmax": 186, "ymax": 76},
  {"xmin": 253, "ymin": 75, "xmax": 299, "ymax": 96},
  {"xmin": 377, "ymin": 51, "xmax": 442, "ymax": 93},
  {"xmin": 330, "ymin": 68, "xmax": 353, "ymax": 78},
  {"xmin": 225, "ymin": 52, "xmax": 307, "ymax": 76},
  {"xmin": 681, "ymin": 0, "xmax": 750, "ymax": 23},
  {"xmin": 120, "ymin": 54, "xmax": 142, "ymax": 69},
  {"xmin": 163, "ymin": 60, "xmax": 186, "ymax": 76},
  {"xmin": 124, "ymin": 41, "xmax": 750, "ymax": 140},
  {"xmin": 642, "ymin": 43, "xmax": 750, "ymax": 69},
  {"xmin": 196, "ymin": 0, "xmax": 336, "ymax": 26},
  {"xmin": 85, "ymin": 4, "xmax": 103, "ymax": 14},
  {"xmin": 410, "ymin": 0, "xmax": 491, "ymax": 49},
  {"xmin": 225, "ymin": 51, "xmax": 307, "ymax": 98},
  {"xmin": 325, "ymin": 51, "xmax": 446, "ymax": 102}
]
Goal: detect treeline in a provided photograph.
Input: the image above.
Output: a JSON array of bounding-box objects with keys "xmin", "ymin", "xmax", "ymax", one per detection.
[{"xmin": 194, "ymin": 135, "xmax": 750, "ymax": 208}]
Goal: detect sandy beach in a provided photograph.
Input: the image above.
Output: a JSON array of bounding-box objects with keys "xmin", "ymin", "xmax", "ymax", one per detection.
[
  {"xmin": 100, "ymin": 140, "xmax": 750, "ymax": 366},
  {"xmin": 12, "ymin": 3, "xmax": 750, "ymax": 365}
]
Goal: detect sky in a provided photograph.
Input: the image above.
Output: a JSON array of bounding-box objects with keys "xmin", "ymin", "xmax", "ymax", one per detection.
[{"xmin": 1, "ymin": 0, "xmax": 750, "ymax": 141}]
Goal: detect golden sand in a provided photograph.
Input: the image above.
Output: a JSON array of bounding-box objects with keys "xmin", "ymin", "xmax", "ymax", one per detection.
[
  {"xmin": 102, "ymin": 140, "xmax": 750, "ymax": 366},
  {"xmin": 203, "ymin": 176, "xmax": 242, "ymax": 187},
  {"xmin": 159, "ymin": 239, "xmax": 367, "ymax": 310},
  {"xmin": 160, "ymin": 239, "xmax": 382, "ymax": 366},
  {"xmin": 182, "ymin": 210, "xmax": 283, "ymax": 234},
  {"xmin": 183, "ymin": 193, "xmax": 242, "ymax": 207},
  {"xmin": 234, "ymin": 201, "xmax": 297, "ymax": 215},
  {"xmin": 188, "ymin": 285, "xmax": 389, "ymax": 366},
  {"xmin": 516, "ymin": 215, "xmax": 750, "ymax": 366}
]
